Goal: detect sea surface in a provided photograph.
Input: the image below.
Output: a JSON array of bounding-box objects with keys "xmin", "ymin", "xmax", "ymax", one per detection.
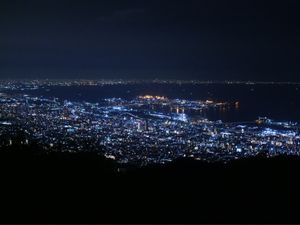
[{"xmin": 24, "ymin": 83, "xmax": 300, "ymax": 123}]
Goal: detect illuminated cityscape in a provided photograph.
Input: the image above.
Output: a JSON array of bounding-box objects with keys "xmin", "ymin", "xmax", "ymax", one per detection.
[
  {"xmin": 1, "ymin": 0, "xmax": 300, "ymax": 222},
  {"xmin": 0, "ymin": 80, "xmax": 299, "ymax": 166}
]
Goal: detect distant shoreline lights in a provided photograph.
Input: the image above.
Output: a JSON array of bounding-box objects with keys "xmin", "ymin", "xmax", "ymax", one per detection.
[{"xmin": 138, "ymin": 95, "xmax": 168, "ymax": 100}]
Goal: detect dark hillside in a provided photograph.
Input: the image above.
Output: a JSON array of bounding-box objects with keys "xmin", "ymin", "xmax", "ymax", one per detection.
[{"xmin": 0, "ymin": 144, "xmax": 299, "ymax": 223}]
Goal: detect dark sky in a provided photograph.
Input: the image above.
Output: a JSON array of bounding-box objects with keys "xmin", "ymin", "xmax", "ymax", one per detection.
[{"xmin": 1, "ymin": 0, "xmax": 300, "ymax": 80}]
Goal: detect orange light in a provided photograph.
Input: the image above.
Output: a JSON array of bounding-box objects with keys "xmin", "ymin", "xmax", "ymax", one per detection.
[{"xmin": 139, "ymin": 95, "xmax": 167, "ymax": 100}]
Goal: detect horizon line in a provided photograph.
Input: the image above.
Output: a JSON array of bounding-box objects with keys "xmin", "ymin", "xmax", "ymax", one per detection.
[{"xmin": 0, "ymin": 78, "xmax": 300, "ymax": 84}]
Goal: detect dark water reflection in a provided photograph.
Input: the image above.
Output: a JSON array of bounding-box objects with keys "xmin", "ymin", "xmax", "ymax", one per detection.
[{"xmin": 25, "ymin": 84, "xmax": 300, "ymax": 122}]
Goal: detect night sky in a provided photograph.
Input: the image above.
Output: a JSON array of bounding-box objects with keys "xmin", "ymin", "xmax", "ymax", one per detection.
[{"xmin": 1, "ymin": 0, "xmax": 300, "ymax": 80}]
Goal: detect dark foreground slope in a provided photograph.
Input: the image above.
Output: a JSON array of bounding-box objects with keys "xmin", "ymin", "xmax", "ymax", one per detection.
[{"xmin": 0, "ymin": 144, "xmax": 299, "ymax": 224}]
